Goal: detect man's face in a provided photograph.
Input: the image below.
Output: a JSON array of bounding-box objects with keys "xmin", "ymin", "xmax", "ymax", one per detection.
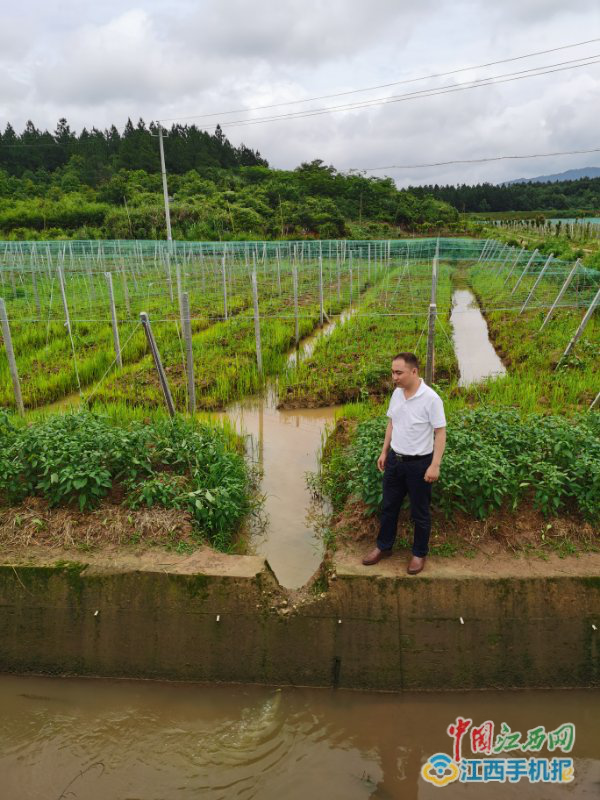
[{"xmin": 391, "ymin": 359, "xmax": 416, "ymax": 388}]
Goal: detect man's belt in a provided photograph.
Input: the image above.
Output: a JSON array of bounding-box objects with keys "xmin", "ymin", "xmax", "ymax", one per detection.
[{"xmin": 391, "ymin": 451, "xmax": 433, "ymax": 462}]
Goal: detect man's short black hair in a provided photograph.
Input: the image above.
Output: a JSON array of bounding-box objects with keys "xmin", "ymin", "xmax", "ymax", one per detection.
[{"xmin": 392, "ymin": 352, "xmax": 419, "ymax": 370}]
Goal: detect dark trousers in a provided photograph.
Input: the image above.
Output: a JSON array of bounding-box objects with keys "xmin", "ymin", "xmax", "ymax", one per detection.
[{"xmin": 377, "ymin": 450, "xmax": 433, "ymax": 557}]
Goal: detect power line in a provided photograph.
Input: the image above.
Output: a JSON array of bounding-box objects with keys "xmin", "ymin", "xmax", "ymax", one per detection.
[
  {"xmin": 215, "ymin": 55, "xmax": 600, "ymax": 129},
  {"xmin": 157, "ymin": 36, "xmax": 600, "ymax": 123},
  {"xmin": 355, "ymin": 146, "xmax": 600, "ymax": 172}
]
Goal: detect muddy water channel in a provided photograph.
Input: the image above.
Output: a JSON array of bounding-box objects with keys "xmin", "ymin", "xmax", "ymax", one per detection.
[
  {"xmin": 217, "ymin": 315, "xmax": 351, "ymax": 589},
  {"xmin": 217, "ymin": 391, "xmax": 337, "ymax": 589},
  {"xmin": 1, "ymin": 675, "xmax": 598, "ymax": 799},
  {"xmin": 450, "ymin": 289, "xmax": 506, "ymax": 386}
]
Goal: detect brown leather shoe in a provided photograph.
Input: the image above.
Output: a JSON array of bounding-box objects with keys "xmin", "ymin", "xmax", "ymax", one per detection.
[
  {"xmin": 407, "ymin": 555, "xmax": 426, "ymax": 575},
  {"xmin": 362, "ymin": 547, "xmax": 392, "ymax": 566}
]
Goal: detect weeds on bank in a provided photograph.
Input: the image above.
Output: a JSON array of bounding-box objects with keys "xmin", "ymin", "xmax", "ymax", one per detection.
[
  {"xmin": 278, "ymin": 261, "xmax": 459, "ymax": 407},
  {"xmin": 467, "ymin": 260, "xmax": 599, "ymax": 414}
]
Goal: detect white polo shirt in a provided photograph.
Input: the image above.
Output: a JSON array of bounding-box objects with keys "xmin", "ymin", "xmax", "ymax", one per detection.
[{"xmin": 386, "ymin": 379, "xmax": 446, "ymax": 456}]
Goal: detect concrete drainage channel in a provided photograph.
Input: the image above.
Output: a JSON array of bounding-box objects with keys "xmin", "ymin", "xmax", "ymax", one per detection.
[{"xmin": 0, "ymin": 554, "xmax": 598, "ymax": 689}]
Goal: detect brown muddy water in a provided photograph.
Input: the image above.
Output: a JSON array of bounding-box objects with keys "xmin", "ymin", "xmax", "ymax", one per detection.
[
  {"xmin": 1, "ymin": 675, "xmax": 598, "ymax": 799},
  {"xmin": 217, "ymin": 390, "xmax": 338, "ymax": 589},
  {"xmin": 450, "ymin": 289, "xmax": 506, "ymax": 386},
  {"xmin": 217, "ymin": 312, "xmax": 355, "ymax": 589}
]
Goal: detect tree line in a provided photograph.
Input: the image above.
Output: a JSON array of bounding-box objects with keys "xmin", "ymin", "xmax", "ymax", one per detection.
[
  {"xmin": 0, "ymin": 118, "xmax": 267, "ymax": 179},
  {"xmin": 0, "ymin": 119, "xmax": 458, "ymax": 240},
  {"xmin": 407, "ymin": 178, "xmax": 600, "ymax": 213}
]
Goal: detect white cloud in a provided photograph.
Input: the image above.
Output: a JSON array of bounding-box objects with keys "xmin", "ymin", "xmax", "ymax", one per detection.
[{"xmin": 2, "ymin": 0, "xmax": 600, "ymax": 184}]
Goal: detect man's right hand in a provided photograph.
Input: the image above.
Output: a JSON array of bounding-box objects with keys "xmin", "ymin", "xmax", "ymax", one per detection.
[{"xmin": 377, "ymin": 451, "xmax": 388, "ymax": 472}]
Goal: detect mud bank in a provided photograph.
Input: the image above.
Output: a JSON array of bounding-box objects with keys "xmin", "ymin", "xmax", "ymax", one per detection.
[{"xmin": 0, "ymin": 552, "xmax": 598, "ymax": 690}]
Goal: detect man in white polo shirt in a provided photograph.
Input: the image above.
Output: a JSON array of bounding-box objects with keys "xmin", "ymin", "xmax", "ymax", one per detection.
[{"xmin": 362, "ymin": 352, "xmax": 446, "ymax": 575}]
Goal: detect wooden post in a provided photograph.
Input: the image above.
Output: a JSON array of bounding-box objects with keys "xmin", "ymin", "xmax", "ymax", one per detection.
[
  {"xmin": 502, "ymin": 246, "xmax": 525, "ymax": 287},
  {"xmin": 519, "ymin": 254, "xmax": 553, "ymax": 315},
  {"xmin": 181, "ymin": 292, "xmax": 196, "ymax": 414},
  {"xmin": 140, "ymin": 312, "xmax": 175, "ymax": 416},
  {"xmin": 31, "ymin": 270, "xmax": 41, "ymax": 318},
  {"xmin": 105, "ymin": 272, "xmax": 122, "ymax": 368},
  {"xmin": 87, "ymin": 261, "xmax": 97, "ymax": 304},
  {"xmin": 425, "ymin": 303, "xmax": 437, "ymax": 385},
  {"xmin": 121, "ymin": 265, "xmax": 131, "ymax": 316},
  {"xmin": 539, "ymin": 259, "xmax": 581, "ymax": 332},
  {"xmin": 492, "ymin": 243, "xmax": 508, "ymax": 268},
  {"xmin": 276, "ymin": 245, "xmax": 281, "ymax": 295},
  {"xmin": 57, "ymin": 262, "xmax": 71, "ymax": 334},
  {"xmin": 494, "ymin": 245, "xmax": 513, "ymax": 273},
  {"xmin": 556, "ymin": 286, "xmax": 600, "ymax": 367},
  {"xmin": 0, "ymin": 297, "xmax": 24, "ymax": 414},
  {"xmin": 349, "ymin": 256, "xmax": 353, "ymax": 306},
  {"xmin": 430, "ymin": 251, "xmax": 438, "ymax": 305},
  {"xmin": 9, "ymin": 268, "xmax": 17, "ymax": 299},
  {"xmin": 477, "ymin": 239, "xmax": 490, "ymax": 262},
  {"xmin": 165, "ymin": 248, "xmax": 174, "ymax": 303},
  {"xmin": 251, "ymin": 269, "xmax": 262, "ymax": 374}
]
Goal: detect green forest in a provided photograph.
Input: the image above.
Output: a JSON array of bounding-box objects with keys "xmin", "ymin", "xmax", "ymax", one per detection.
[
  {"xmin": 0, "ymin": 118, "xmax": 457, "ymax": 240},
  {"xmin": 408, "ymin": 177, "xmax": 600, "ymax": 213},
  {"xmin": 2, "ymin": 118, "xmax": 599, "ymax": 239}
]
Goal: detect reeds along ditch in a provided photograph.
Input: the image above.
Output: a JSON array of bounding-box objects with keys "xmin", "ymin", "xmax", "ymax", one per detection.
[
  {"xmin": 467, "ymin": 261, "xmax": 599, "ymax": 414},
  {"xmin": 0, "ymin": 252, "xmax": 378, "ymax": 412},
  {"xmin": 277, "ymin": 261, "xmax": 458, "ymax": 408}
]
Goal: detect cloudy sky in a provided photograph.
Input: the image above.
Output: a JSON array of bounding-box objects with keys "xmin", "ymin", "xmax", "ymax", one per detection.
[{"xmin": 2, "ymin": 0, "xmax": 600, "ymax": 185}]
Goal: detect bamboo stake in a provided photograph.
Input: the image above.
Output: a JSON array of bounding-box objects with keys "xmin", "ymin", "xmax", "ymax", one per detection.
[
  {"xmin": 140, "ymin": 312, "xmax": 175, "ymax": 416},
  {"xmin": 181, "ymin": 292, "xmax": 196, "ymax": 414},
  {"xmin": 105, "ymin": 272, "xmax": 122, "ymax": 368},
  {"xmin": 251, "ymin": 268, "xmax": 262, "ymax": 374},
  {"xmin": 0, "ymin": 297, "xmax": 24, "ymax": 414}
]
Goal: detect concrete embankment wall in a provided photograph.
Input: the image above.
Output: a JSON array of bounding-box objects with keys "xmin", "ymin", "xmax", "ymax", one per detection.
[{"xmin": 0, "ymin": 557, "xmax": 598, "ymax": 690}]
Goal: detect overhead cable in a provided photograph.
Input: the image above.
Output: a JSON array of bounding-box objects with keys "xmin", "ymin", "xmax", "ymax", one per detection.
[{"xmin": 157, "ymin": 37, "xmax": 600, "ymax": 123}]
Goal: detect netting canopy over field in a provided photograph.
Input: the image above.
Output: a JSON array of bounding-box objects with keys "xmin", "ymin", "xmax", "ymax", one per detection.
[{"xmin": 0, "ymin": 237, "xmax": 598, "ymax": 414}]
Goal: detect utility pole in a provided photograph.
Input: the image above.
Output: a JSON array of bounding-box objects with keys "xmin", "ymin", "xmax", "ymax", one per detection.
[{"xmin": 157, "ymin": 125, "xmax": 172, "ymax": 241}]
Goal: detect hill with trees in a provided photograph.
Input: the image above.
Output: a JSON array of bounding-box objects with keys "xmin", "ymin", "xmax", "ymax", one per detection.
[{"xmin": 0, "ymin": 119, "xmax": 458, "ymax": 240}]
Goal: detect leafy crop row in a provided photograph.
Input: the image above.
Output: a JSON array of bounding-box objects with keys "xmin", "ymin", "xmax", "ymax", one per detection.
[
  {"xmin": 330, "ymin": 407, "xmax": 599, "ymax": 523},
  {"xmin": 466, "ymin": 261, "xmax": 599, "ymax": 413},
  {"xmin": 0, "ymin": 410, "xmax": 250, "ymax": 549}
]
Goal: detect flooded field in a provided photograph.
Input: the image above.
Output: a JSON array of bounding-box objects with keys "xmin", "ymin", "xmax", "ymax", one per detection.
[
  {"xmin": 1, "ymin": 675, "xmax": 598, "ymax": 799},
  {"xmin": 450, "ymin": 289, "xmax": 506, "ymax": 386}
]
